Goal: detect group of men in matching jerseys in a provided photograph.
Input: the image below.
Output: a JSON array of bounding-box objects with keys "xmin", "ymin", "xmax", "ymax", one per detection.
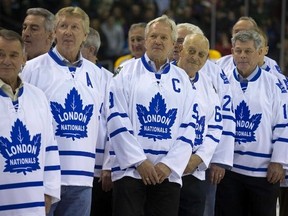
[{"xmin": 0, "ymin": 5, "xmax": 287, "ymax": 216}]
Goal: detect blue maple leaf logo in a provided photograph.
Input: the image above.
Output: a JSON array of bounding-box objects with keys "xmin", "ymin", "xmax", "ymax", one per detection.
[
  {"xmin": 276, "ymin": 79, "xmax": 287, "ymax": 93},
  {"xmin": 283, "ymin": 78, "xmax": 288, "ymax": 91},
  {"xmin": 220, "ymin": 70, "xmax": 229, "ymax": 84},
  {"xmin": 50, "ymin": 87, "xmax": 93, "ymax": 140},
  {"xmin": 235, "ymin": 101, "xmax": 262, "ymax": 144},
  {"xmin": 194, "ymin": 115, "xmax": 205, "ymax": 146},
  {"xmin": 136, "ymin": 93, "xmax": 177, "ymax": 141},
  {"xmin": 0, "ymin": 119, "xmax": 41, "ymax": 175}
]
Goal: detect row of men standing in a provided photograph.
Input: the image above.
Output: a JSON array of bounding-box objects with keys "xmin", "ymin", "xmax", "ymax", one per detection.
[{"xmin": 0, "ymin": 5, "xmax": 288, "ymax": 216}]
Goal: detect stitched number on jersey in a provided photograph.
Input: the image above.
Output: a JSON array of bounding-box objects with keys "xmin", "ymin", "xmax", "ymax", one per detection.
[
  {"xmin": 222, "ymin": 95, "xmax": 232, "ymax": 112},
  {"xmin": 109, "ymin": 92, "xmax": 114, "ymax": 109},
  {"xmin": 215, "ymin": 106, "xmax": 222, "ymax": 122},
  {"xmin": 283, "ymin": 104, "xmax": 287, "ymax": 119},
  {"xmin": 172, "ymin": 78, "xmax": 181, "ymax": 93}
]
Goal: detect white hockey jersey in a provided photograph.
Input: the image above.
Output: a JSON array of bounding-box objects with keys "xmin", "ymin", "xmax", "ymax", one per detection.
[
  {"xmin": 94, "ymin": 65, "xmax": 112, "ymax": 177},
  {"xmin": 228, "ymin": 67, "xmax": 288, "ymax": 177},
  {"xmin": 21, "ymin": 48, "xmax": 104, "ymax": 187},
  {"xmin": 216, "ymin": 54, "xmax": 282, "ymax": 76},
  {"xmin": 188, "ymin": 71, "xmax": 223, "ymax": 180},
  {"xmin": 0, "ymin": 82, "xmax": 60, "ymax": 216},
  {"xmin": 107, "ymin": 55, "xmax": 196, "ymax": 185},
  {"xmin": 200, "ymin": 60, "xmax": 235, "ymax": 168}
]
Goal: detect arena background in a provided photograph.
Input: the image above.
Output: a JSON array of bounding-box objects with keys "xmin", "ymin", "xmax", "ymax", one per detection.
[{"xmin": 0, "ymin": 0, "xmax": 287, "ymax": 74}]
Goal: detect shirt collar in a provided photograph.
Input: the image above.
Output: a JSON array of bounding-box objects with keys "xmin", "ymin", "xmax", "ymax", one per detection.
[
  {"xmin": 0, "ymin": 77, "xmax": 23, "ymax": 101},
  {"xmin": 53, "ymin": 47, "xmax": 83, "ymax": 67},
  {"xmin": 144, "ymin": 53, "xmax": 170, "ymax": 74}
]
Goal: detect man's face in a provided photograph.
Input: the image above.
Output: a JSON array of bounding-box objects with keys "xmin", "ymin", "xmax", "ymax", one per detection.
[
  {"xmin": 232, "ymin": 40, "xmax": 261, "ymax": 77},
  {"xmin": 173, "ymin": 27, "xmax": 190, "ymax": 61},
  {"xmin": 22, "ymin": 15, "xmax": 53, "ymax": 60},
  {"xmin": 55, "ymin": 15, "xmax": 87, "ymax": 59},
  {"xmin": 0, "ymin": 37, "xmax": 25, "ymax": 86},
  {"xmin": 145, "ymin": 21, "xmax": 174, "ymax": 63},
  {"xmin": 179, "ymin": 35, "xmax": 209, "ymax": 76},
  {"xmin": 128, "ymin": 27, "xmax": 145, "ymax": 58}
]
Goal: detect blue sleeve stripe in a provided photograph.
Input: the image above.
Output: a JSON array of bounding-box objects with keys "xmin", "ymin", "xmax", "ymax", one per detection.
[
  {"xmin": 110, "ymin": 127, "xmax": 130, "ymax": 138},
  {"xmin": 206, "ymin": 134, "xmax": 220, "ymax": 143},
  {"xmin": 0, "ymin": 202, "xmax": 45, "ymax": 211},
  {"xmin": 0, "ymin": 181, "xmax": 43, "ymax": 190},
  {"xmin": 107, "ymin": 112, "xmax": 128, "ymax": 122},
  {"xmin": 177, "ymin": 136, "xmax": 193, "ymax": 146},
  {"xmin": 222, "ymin": 115, "xmax": 235, "ymax": 121},
  {"xmin": 59, "ymin": 151, "xmax": 95, "ymax": 158},
  {"xmin": 94, "ymin": 165, "xmax": 102, "ymax": 169},
  {"xmin": 111, "ymin": 166, "xmax": 121, "ymax": 172},
  {"xmin": 233, "ymin": 164, "xmax": 267, "ymax": 172},
  {"xmin": 234, "ymin": 150, "xmax": 271, "ymax": 158},
  {"xmin": 180, "ymin": 122, "xmax": 196, "ymax": 128},
  {"xmin": 272, "ymin": 138, "xmax": 288, "ymax": 143},
  {"xmin": 61, "ymin": 170, "xmax": 94, "ymax": 177},
  {"xmin": 44, "ymin": 165, "xmax": 61, "ymax": 171},
  {"xmin": 273, "ymin": 123, "xmax": 288, "ymax": 130},
  {"xmin": 208, "ymin": 125, "xmax": 223, "ymax": 130},
  {"xmin": 144, "ymin": 149, "xmax": 168, "ymax": 155},
  {"xmin": 96, "ymin": 148, "xmax": 105, "ymax": 153},
  {"xmin": 46, "ymin": 145, "xmax": 58, "ymax": 151},
  {"xmin": 222, "ymin": 131, "xmax": 235, "ymax": 137}
]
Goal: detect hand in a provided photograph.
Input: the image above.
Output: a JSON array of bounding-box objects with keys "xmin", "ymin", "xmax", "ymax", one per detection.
[
  {"xmin": 267, "ymin": 162, "xmax": 285, "ymax": 184},
  {"xmin": 137, "ymin": 159, "xmax": 159, "ymax": 185},
  {"xmin": 209, "ymin": 164, "xmax": 225, "ymax": 185},
  {"xmin": 155, "ymin": 162, "xmax": 171, "ymax": 183},
  {"xmin": 100, "ymin": 170, "xmax": 113, "ymax": 192},
  {"xmin": 44, "ymin": 194, "xmax": 52, "ymax": 214},
  {"xmin": 184, "ymin": 154, "xmax": 202, "ymax": 174}
]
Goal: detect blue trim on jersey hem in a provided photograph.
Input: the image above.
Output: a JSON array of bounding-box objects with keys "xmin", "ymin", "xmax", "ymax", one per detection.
[
  {"xmin": 208, "ymin": 125, "xmax": 223, "ymax": 130},
  {"xmin": 59, "ymin": 151, "xmax": 95, "ymax": 158},
  {"xmin": 206, "ymin": 134, "xmax": 220, "ymax": 143},
  {"xmin": 233, "ymin": 164, "xmax": 267, "ymax": 172},
  {"xmin": 234, "ymin": 150, "xmax": 271, "ymax": 158},
  {"xmin": 222, "ymin": 115, "xmax": 235, "ymax": 121},
  {"xmin": 107, "ymin": 112, "xmax": 128, "ymax": 122},
  {"xmin": 180, "ymin": 122, "xmax": 196, "ymax": 128},
  {"xmin": 144, "ymin": 149, "xmax": 168, "ymax": 155},
  {"xmin": 46, "ymin": 145, "xmax": 58, "ymax": 151},
  {"xmin": 0, "ymin": 181, "xmax": 43, "ymax": 190},
  {"xmin": 177, "ymin": 136, "xmax": 193, "ymax": 146},
  {"xmin": 44, "ymin": 165, "xmax": 61, "ymax": 171},
  {"xmin": 94, "ymin": 165, "xmax": 102, "ymax": 169},
  {"xmin": 0, "ymin": 202, "xmax": 45, "ymax": 211},
  {"xmin": 96, "ymin": 148, "xmax": 105, "ymax": 153},
  {"xmin": 110, "ymin": 127, "xmax": 128, "ymax": 138},
  {"xmin": 61, "ymin": 170, "xmax": 94, "ymax": 177},
  {"xmin": 222, "ymin": 131, "xmax": 235, "ymax": 137}
]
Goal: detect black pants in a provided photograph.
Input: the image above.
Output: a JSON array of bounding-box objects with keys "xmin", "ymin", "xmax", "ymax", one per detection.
[
  {"xmin": 215, "ymin": 171, "xmax": 279, "ymax": 216},
  {"xmin": 178, "ymin": 175, "xmax": 207, "ymax": 216},
  {"xmin": 112, "ymin": 176, "xmax": 181, "ymax": 216},
  {"xmin": 90, "ymin": 177, "xmax": 113, "ymax": 216},
  {"xmin": 279, "ymin": 187, "xmax": 288, "ymax": 216}
]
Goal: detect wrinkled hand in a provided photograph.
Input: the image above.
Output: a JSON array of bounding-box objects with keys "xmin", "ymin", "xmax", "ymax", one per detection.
[
  {"xmin": 184, "ymin": 154, "xmax": 202, "ymax": 174},
  {"xmin": 209, "ymin": 164, "xmax": 225, "ymax": 185},
  {"xmin": 267, "ymin": 162, "xmax": 285, "ymax": 184},
  {"xmin": 45, "ymin": 194, "xmax": 52, "ymax": 214},
  {"xmin": 155, "ymin": 162, "xmax": 171, "ymax": 183},
  {"xmin": 137, "ymin": 159, "xmax": 159, "ymax": 185},
  {"xmin": 100, "ymin": 170, "xmax": 113, "ymax": 192}
]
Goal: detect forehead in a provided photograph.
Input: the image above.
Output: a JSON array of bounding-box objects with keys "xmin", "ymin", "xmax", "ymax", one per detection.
[
  {"xmin": 233, "ymin": 20, "xmax": 254, "ymax": 32},
  {"xmin": 24, "ymin": 14, "xmax": 46, "ymax": 26},
  {"xmin": 0, "ymin": 37, "xmax": 22, "ymax": 53},
  {"xmin": 129, "ymin": 27, "xmax": 145, "ymax": 37},
  {"xmin": 149, "ymin": 21, "xmax": 171, "ymax": 34},
  {"xmin": 234, "ymin": 39, "xmax": 255, "ymax": 48},
  {"xmin": 57, "ymin": 15, "xmax": 83, "ymax": 25},
  {"xmin": 177, "ymin": 28, "xmax": 190, "ymax": 38},
  {"xmin": 185, "ymin": 37, "xmax": 208, "ymax": 52}
]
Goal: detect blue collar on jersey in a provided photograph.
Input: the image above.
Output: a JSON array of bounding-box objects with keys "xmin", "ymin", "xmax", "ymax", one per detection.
[
  {"xmin": 48, "ymin": 50, "xmax": 83, "ymax": 73},
  {"xmin": 141, "ymin": 55, "xmax": 170, "ymax": 74},
  {"xmin": 0, "ymin": 85, "xmax": 24, "ymax": 98},
  {"xmin": 233, "ymin": 66, "xmax": 262, "ymax": 82}
]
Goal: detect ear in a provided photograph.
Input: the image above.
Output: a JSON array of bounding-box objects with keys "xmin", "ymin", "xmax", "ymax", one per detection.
[{"xmin": 89, "ymin": 46, "xmax": 96, "ymax": 55}]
